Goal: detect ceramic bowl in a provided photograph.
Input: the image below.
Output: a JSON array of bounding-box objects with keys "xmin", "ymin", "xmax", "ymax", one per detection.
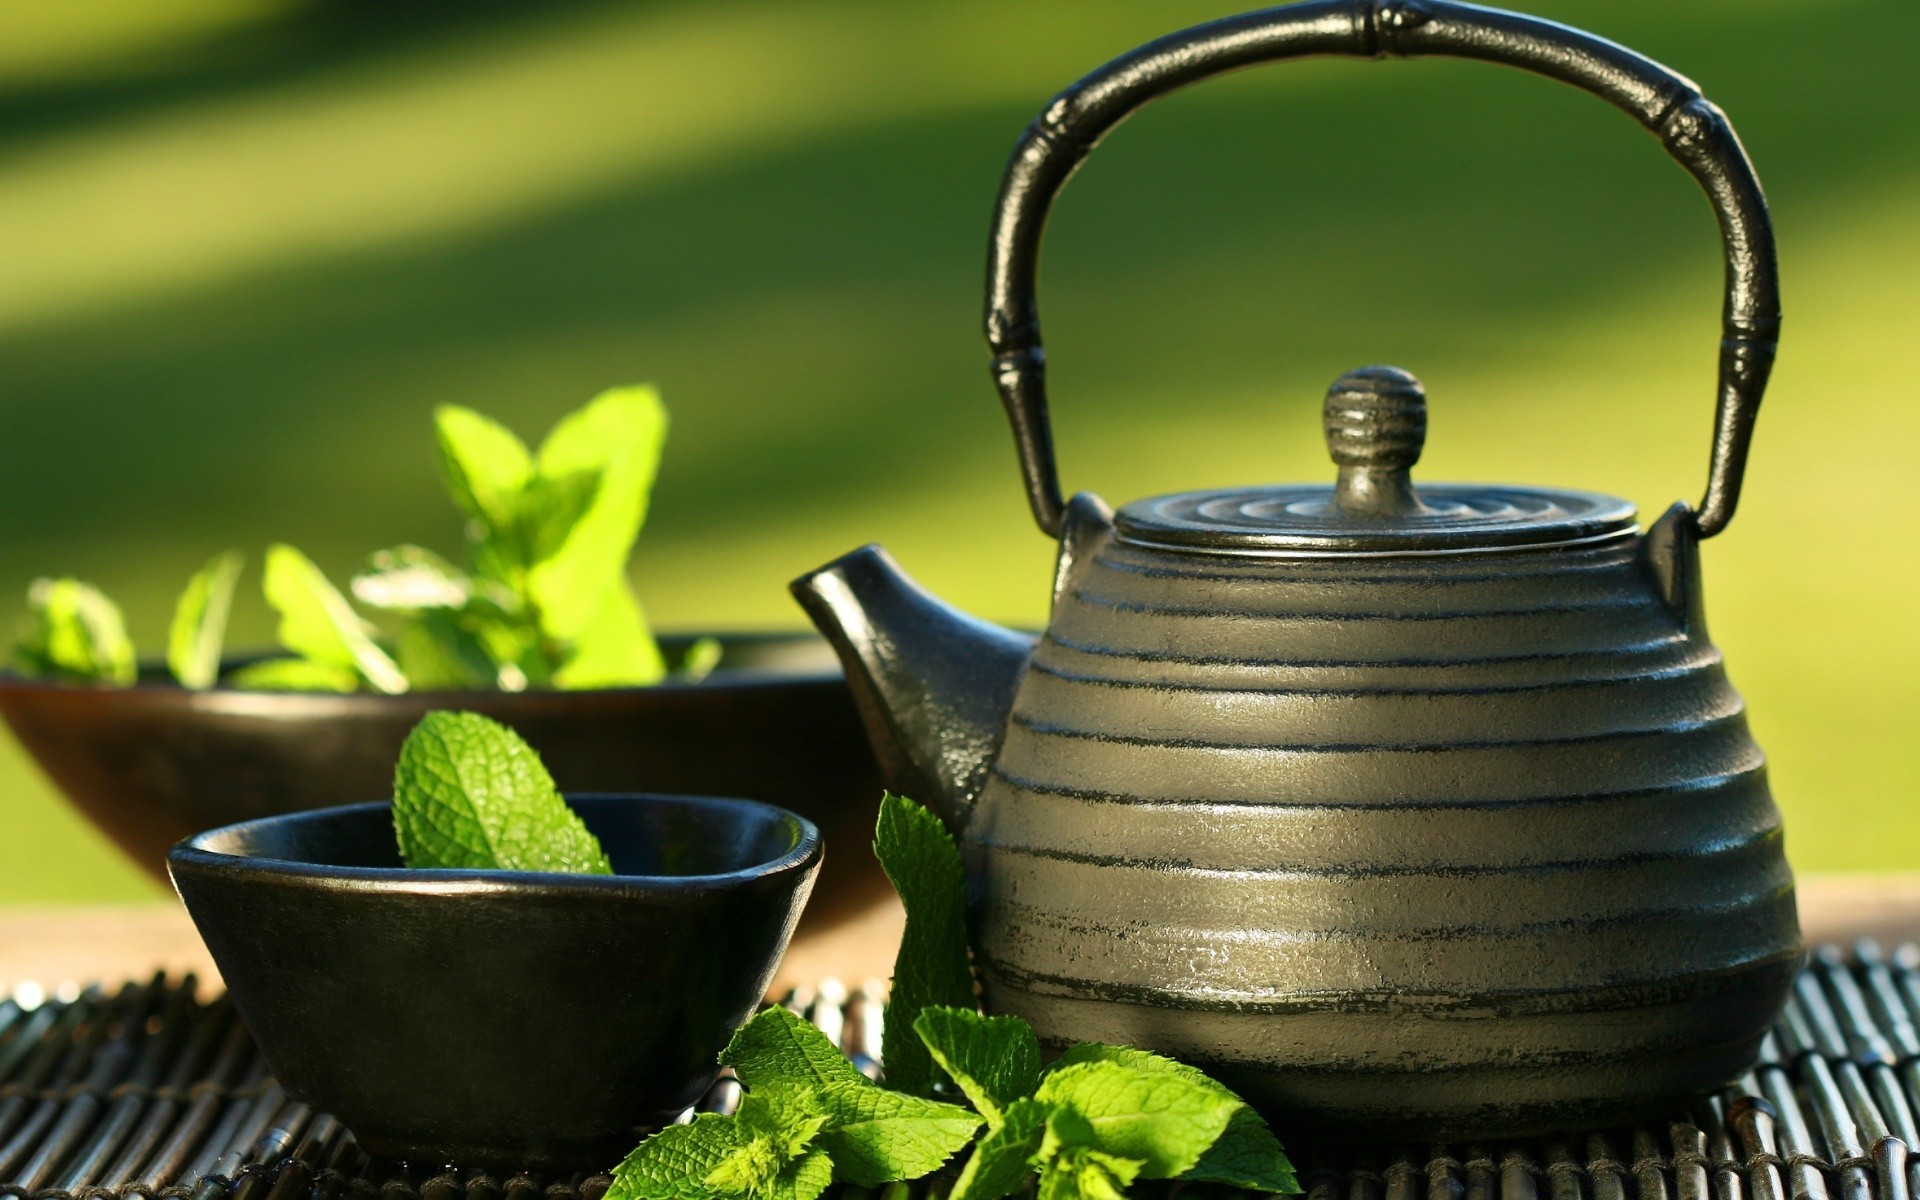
[
  {"xmin": 1, "ymin": 632, "xmax": 884, "ymax": 935},
  {"xmin": 168, "ymin": 794, "xmax": 821, "ymax": 1169}
]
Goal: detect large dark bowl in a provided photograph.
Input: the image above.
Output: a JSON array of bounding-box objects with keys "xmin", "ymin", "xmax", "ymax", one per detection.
[
  {"xmin": 0, "ymin": 632, "xmax": 884, "ymax": 933},
  {"xmin": 170, "ymin": 795, "xmax": 820, "ymax": 1169}
]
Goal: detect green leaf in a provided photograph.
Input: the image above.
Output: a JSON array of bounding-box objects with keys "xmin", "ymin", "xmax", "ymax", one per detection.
[
  {"xmin": 872, "ymin": 793, "xmax": 975, "ymax": 1096},
  {"xmin": 722, "ymin": 1008, "xmax": 980, "ymax": 1188},
  {"xmin": 1050, "ymin": 1043, "xmax": 1297, "ymax": 1192},
  {"xmin": 552, "ymin": 581, "xmax": 665, "ymax": 689},
  {"xmin": 723, "ymin": 1005, "xmax": 871, "ymax": 1096},
  {"xmin": 168, "ymin": 551, "xmax": 243, "ymax": 690},
  {"xmin": 436, "ymin": 404, "xmax": 532, "ymax": 535},
  {"xmin": 950, "ymin": 1097, "xmax": 1051, "ymax": 1200},
  {"xmin": 13, "ymin": 578, "xmax": 136, "ymax": 686},
  {"xmin": 518, "ymin": 466, "xmax": 605, "ymax": 568},
  {"xmin": 226, "ymin": 657, "xmax": 360, "ymax": 692},
  {"xmin": 604, "ymin": 1112, "xmax": 743, "ymax": 1200},
  {"xmin": 391, "ymin": 710, "xmax": 612, "ymax": 873},
  {"xmin": 811, "ymin": 1079, "xmax": 980, "ymax": 1188},
  {"xmin": 678, "ymin": 635, "xmax": 724, "ymax": 682},
  {"xmin": 262, "ymin": 544, "xmax": 407, "ymax": 694},
  {"xmin": 1183, "ymin": 1106, "xmax": 1300, "ymax": 1193},
  {"xmin": 351, "ymin": 546, "xmax": 471, "ymax": 612},
  {"xmin": 1033, "ymin": 1060, "xmax": 1238, "ymax": 1180},
  {"xmin": 527, "ymin": 384, "xmax": 667, "ymax": 642},
  {"xmin": 913, "ymin": 1006, "xmax": 1041, "ymax": 1126},
  {"xmin": 393, "ymin": 611, "xmax": 496, "ymax": 691}
]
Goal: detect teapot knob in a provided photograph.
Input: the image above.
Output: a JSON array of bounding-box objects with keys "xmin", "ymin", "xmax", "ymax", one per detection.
[{"xmin": 1324, "ymin": 366, "xmax": 1428, "ymax": 517}]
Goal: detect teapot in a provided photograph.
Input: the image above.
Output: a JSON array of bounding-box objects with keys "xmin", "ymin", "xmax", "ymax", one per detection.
[{"xmin": 793, "ymin": 0, "xmax": 1800, "ymax": 1137}]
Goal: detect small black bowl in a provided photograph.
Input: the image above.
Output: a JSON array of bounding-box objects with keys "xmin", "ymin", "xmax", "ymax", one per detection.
[{"xmin": 169, "ymin": 795, "xmax": 821, "ymax": 1170}]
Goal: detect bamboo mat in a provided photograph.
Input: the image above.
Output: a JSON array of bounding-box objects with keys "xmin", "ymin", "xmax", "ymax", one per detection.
[{"xmin": 5, "ymin": 946, "xmax": 1920, "ymax": 1200}]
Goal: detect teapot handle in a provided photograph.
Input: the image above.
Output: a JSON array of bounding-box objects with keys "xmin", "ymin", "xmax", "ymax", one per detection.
[{"xmin": 986, "ymin": 0, "xmax": 1778, "ymax": 540}]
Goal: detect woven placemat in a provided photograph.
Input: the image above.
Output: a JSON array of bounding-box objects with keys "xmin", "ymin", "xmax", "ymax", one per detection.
[{"xmin": 5, "ymin": 944, "xmax": 1918, "ymax": 1200}]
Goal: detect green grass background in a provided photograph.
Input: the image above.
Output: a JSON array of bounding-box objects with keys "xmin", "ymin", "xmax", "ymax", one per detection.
[{"xmin": 1, "ymin": 0, "xmax": 1915, "ymax": 902}]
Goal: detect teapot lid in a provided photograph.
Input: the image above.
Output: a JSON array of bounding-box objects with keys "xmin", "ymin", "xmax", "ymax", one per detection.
[{"xmin": 1113, "ymin": 367, "xmax": 1638, "ymax": 555}]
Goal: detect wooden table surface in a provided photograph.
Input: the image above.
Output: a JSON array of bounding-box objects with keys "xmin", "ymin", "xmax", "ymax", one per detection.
[{"xmin": 3, "ymin": 873, "xmax": 1916, "ymax": 993}]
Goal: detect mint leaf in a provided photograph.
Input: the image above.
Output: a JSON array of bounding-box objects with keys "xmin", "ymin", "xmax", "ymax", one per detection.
[
  {"xmin": 551, "ymin": 582, "xmax": 666, "ymax": 689},
  {"xmin": 913, "ymin": 1006, "xmax": 1040, "ymax": 1126},
  {"xmin": 812, "ymin": 1079, "xmax": 980, "ymax": 1187},
  {"xmin": 678, "ymin": 635, "xmax": 724, "ymax": 682},
  {"xmin": 951, "ymin": 1096, "xmax": 1051, "ymax": 1200},
  {"xmin": 352, "ymin": 545, "xmax": 472, "ymax": 611},
  {"xmin": 873, "ymin": 793, "xmax": 975, "ymax": 1095},
  {"xmin": 518, "ymin": 466, "xmax": 605, "ymax": 569},
  {"xmin": 723, "ymin": 1006, "xmax": 871, "ymax": 1095},
  {"xmin": 262, "ymin": 544, "xmax": 407, "ymax": 694},
  {"xmin": 436, "ymin": 404, "xmax": 532, "ymax": 537},
  {"xmin": 1033, "ymin": 1060, "xmax": 1238, "ymax": 1180},
  {"xmin": 721, "ymin": 1007, "xmax": 979, "ymax": 1188},
  {"xmin": 605, "ymin": 1112, "xmax": 745, "ymax": 1200},
  {"xmin": 13, "ymin": 577, "xmax": 136, "ymax": 686},
  {"xmin": 393, "ymin": 611, "xmax": 497, "ymax": 690},
  {"xmin": 1183, "ymin": 1107, "xmax": 1300, "ymax": 1193},
  {"xmin": 391, "ymin": 710, "xmax": 611, "ymax": 873},
  {"xmin": 527, "ymin": 385, "xmax": 667, "ymax": 642},
  {"xmin": 168, "ymin": 550, "xmax": 243, "ymax": 690},
  {"xmin": 227, "ymin": 657, "xmax": 360, "ymax": 692},
  {"xmin": 1051, "ymin": 1043, "xmax": 1297, "ymax": 1192}
]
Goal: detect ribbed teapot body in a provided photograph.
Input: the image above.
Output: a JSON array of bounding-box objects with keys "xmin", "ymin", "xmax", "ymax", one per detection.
[{"xmin": 970, "ymin": 528, "xmax": 1800, "ymax": 1137}]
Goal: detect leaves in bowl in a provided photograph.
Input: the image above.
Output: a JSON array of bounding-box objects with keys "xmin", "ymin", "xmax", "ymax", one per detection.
[
  {"xmin": 12, "ymin": 385, "xmax": 687, "ymax": 695},
  {"xmin": 392, "ymin": 710, "xmax": 611, "ymax": 874}
]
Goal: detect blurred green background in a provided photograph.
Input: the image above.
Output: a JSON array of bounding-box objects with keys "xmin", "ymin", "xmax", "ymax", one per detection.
[{"xmin": 0, "ymin": 0, "xmax": 1914, "ymax": 902}]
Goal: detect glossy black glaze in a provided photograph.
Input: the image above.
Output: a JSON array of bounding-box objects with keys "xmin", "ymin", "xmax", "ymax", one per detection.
[
  {"xmin": 0, "ymin": 633, "xmax": 884, "ymax": 934},
  {"xmin": 795, "ymin": 1, "xmax": 1800, "ymax": 1139},
  {"xmin": 985, "ymin": 0, "xmax": 1777, "ymax": 540},
  {"xmin": 167, "ymin": 795, "xmax": 820, "ymax": 1170}
]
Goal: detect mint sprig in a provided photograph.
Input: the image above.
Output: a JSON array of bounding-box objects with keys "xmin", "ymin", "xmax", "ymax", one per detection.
[
  {"xmin": 607, "ymin": 1006, "xmax": 981, "ymax": 1200},
  {"xmin": 607, "ymin": 795, "xmax": 1298, "ymax": 1200},
  {"xmin": 390, "ymin": 710, "xmax": 611, "ymax": 874}
]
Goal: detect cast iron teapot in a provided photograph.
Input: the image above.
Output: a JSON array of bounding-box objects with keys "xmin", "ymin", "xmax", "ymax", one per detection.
[{"xmin": 794, "ymin": 0, "xmax": 1800, "ymax": 1137}]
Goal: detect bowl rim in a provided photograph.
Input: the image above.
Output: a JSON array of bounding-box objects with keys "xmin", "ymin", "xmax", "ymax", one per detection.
[
  {"xmin": 0, "ymin": 629, "xmax": 841, "ymax": 698},
  {"xmin": 167, "ymin": 793, "xmax": 824, "ymax": 896}
]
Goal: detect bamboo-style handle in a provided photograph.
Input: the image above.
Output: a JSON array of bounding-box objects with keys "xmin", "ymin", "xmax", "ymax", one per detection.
[{"xmin": 985, "ymin": 0, "xmax": 1778, "ymax": 540}]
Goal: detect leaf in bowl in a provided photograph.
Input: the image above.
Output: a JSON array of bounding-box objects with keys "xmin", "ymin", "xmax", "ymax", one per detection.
[
  {"xmin": 13, "ymin": 577, "xmax": 136, "ymax": 686},
  {"xmin": 393, "ymin": 709, "xmax": 612, "ymax": 874},
  {"xmin": 169, "ymin": 550, "xmax": 244, "ymax": 690}
]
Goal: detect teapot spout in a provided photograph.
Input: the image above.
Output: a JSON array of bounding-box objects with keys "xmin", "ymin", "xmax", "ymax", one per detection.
[{"xmin": 791, "ymin": 546, "xmax": 1032, "ymax": 833}]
